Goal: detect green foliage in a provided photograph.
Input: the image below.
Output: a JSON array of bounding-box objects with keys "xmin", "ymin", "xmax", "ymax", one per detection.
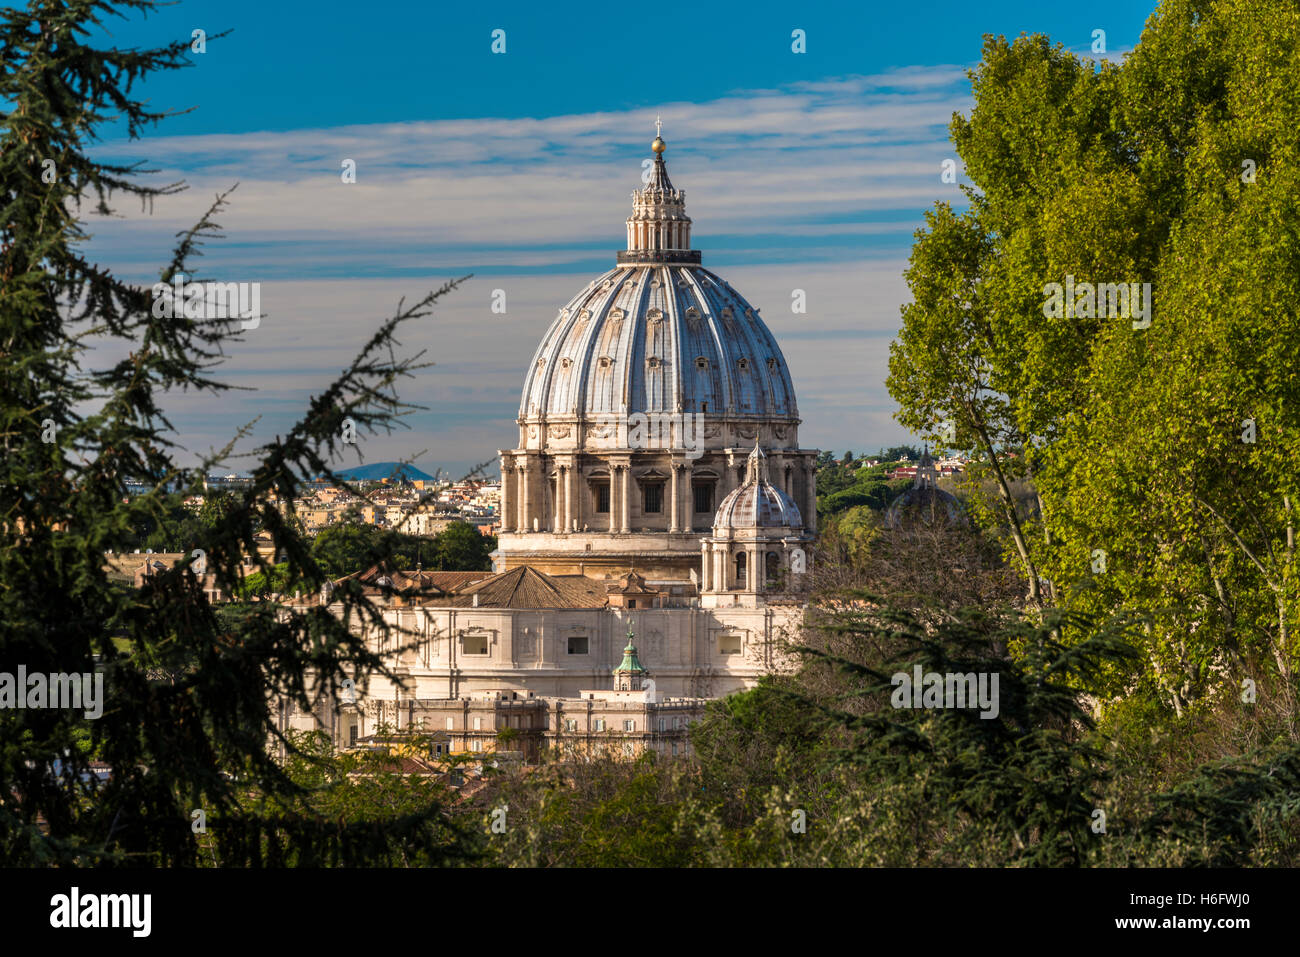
[
  {"xmin": 0, "ymin": 0, "xmax": 472, "ymax": 866},
  {"xmin": 889, "ymin": 0, "xmax": 1300, "ymax": 700},
  {"xmin": 310, "ymin": 519, "xmax": 493, "ymax": 579}
]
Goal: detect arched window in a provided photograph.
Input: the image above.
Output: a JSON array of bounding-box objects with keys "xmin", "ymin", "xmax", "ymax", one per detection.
[{"xmin": 734, "ymin": 552, "xmax": 747, "ymax": 590}]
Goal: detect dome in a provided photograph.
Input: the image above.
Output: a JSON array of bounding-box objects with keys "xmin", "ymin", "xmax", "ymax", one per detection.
[
  {"xmin": 497, "ymin": 131, "xmax": 820, "ymax": 587},
  {"xmin": 713, "ymin": 445, "xmax": 804, "ymax": 529},
  {"xmin": 520, "ymin": 265, "xmax": 798, "ymax": 420},
  {"xmin": 518, "ymin": 133, "xmax": 797, "ymax": 424},
  {"xmin": 883, "ymin": 449, "xmax": 963, "ymax": 528}
]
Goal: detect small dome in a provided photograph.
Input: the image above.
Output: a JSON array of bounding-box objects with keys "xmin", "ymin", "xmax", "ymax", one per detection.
[
  {"xmin": 884, "ymin": 448, "xmax": 963, "ymax": 528},
  {"xmin": 712, "ymin": 445, "xmax": 803, "ymax": 529}
]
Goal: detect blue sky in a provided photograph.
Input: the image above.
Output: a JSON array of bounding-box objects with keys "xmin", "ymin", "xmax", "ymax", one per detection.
[{"xmin": 81, "ymin": 0, "xmax": 1159, "ymax": 476}]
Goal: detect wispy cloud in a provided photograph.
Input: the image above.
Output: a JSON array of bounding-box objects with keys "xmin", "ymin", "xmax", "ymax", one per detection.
[{"xmin": 81, "ymin": 66, "xmax": 974, "ymax": 467}]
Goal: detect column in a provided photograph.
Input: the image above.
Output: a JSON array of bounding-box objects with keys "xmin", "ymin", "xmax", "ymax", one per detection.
[
  {"xmin": 669, "ymin": 463, "xmax": 680, "ymax": 533},
  {"xmin": 608, "ymin": 468, "xmax": 618, "ymax": 533},
  {"xmin": 700, "ymin": 542, "xmax": 710, "ymax": 591},
  {"xmin": 620, "ymin": 465, "xmax": 631, "ymax": 533},
  {"xmin": 682, "ymin": 462, "xmax": 694, "ymax": 531},
  {"xmin": 499, "ymin": 463, "xmax": 513, "ymax": 532},
  {"xmin": 561, "ymin": 465, "xmax": 570, "ymax": 533},
  {"xmin": 569, "ymin": 460, "xmax": 582, "ymax": 531},
  {"xmin": 516, "ymin": 460, "xmax": 528, "ymax": 532}
]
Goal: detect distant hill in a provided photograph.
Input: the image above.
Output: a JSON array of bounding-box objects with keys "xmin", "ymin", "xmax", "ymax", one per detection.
[{"xmin": 333, "ymin": 462, "xmax": 436, "ymax": 482}]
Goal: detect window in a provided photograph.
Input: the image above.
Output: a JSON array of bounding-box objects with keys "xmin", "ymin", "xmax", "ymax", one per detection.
[
  {"xmin": 567, "ymin": 635, "xmax": 589, "ymax": 655},
  {"xmin": 565, "ymin": 719, "xmax": 577, "ymax": 732},
  {"xmin": 658, "ymin": 717, "xmax": 666, "ymax": 732},
  {"xmin": 643, "ymin": 482, "xmax": 663, "ymax": 514},
  {"xmin": 623, "ymin": 719, "xmax": 635, "ymax": 732},
  {"xmin": 349, "ymin": 725, "xmax": 358, "ymax": 746},
  {"xmin": 673, "ymin": 717, "xmax": 681, "ymax": 730},
  {"xmin": 693, "ymin": 482, "xmax": 713, "ymax": 515},
  {"xmin": 627, "ymin": 599, "xmax": 636, "ymax": 609},
  {"xmin": 594, "ymin": 719, "xmax": 606, "ymax": 732},
  {"xmin": 596, "ymin": 483, "xmax": 610, "ymax": 513},
  {"xmin": 462, "ymin": 633, "xmax": 488, "ymax": 656},
  {"xmin": 470, "ymin": 740, "xmax": 481, "ymax": 752},
  {"xmin": 720, "ymin": 634, "xmax": 743, "ymax": 656},
  {"xmin": 445, "ymin": 717, "xmax": 454, "ymax": 730},
  {"xmin": 766, "ymin": 550, "xmax": 781, "ymax": 585},
  {"xmin": 734, "ymin": 552, "xmax": 747, "ymax": 589},
  {"xmin": 623, "ymin": 742, "xmax": 635, "ymax": 756},
  {"xmin": 672, "ymin": 742, "xmax": 678, "ymax": 756},
  {"xmin": 473, "ymin": 717, "xmax": 482, "ymax": 730}
]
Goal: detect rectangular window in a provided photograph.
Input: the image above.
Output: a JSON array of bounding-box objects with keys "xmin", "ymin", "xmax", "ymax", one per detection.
[
  {"xmin": 658, "ymin": 717, "xmax": 666, "ymax": 732},
  {"xmin": 567, "ymin": 635, "xmax": 589, "ymax": 655},
  {"xmin": 643, "ymin": 482, "xmax": 663, "ymax": 513},
  {"xmin": 594, "ymin": 719, "xmax": 606, "ymax": 732},
  {"xmin": 565, "ymin": 719, "xmax": 577, "ymax": 732},
  {"xmin": 445, "ymin": 717, "xmax": 454, "ymax": 730},
  {"xmin": 627, "ymin": 599, "xmax": 636, "ymax": 609},
  {"xmin": 672, "ymin": 742, "xmax": 678, "ymax": 756},
  {"xmin": 473, "ymin": 717, "xmax": 482, "ymax": 730},
  {"xmin": 623, "ymin": 719, "xmax": 634, "ymax": 732},
  {"xmin": 623, "ymin": 742, "xmax": 634, "ymax": 756},
  {"xmin": 719, "ymin": 634, "xmax": 743, "ymax": 656},
  {"xmin": 349, "ymin": 725, "xmax": 358, "ymax": 746},
  {"xmin": 693, "ymin": 482, "xmax": 713, "ymax": 515},
  {"xmin": 462, "ymin": 634, "xmax": 488, "ymax": 656},
  {"xmin": 673, "ymin": 717, "xmax": 681, "ymax": 730},
  {"xmin": 596, "ymin": 483, "xmax": 611, "ymax": 513}
]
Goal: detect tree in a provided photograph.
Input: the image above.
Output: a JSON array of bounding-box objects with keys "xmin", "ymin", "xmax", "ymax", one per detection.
[
  {"xmin": 0, "ymin": 0, "xmax": 472, "ymax": 866},
  {"xmin": 433, "ymin": 520, "xmax": 493, "ymax": 571},
  {"xmin": 890, "ymin": 1, "xmax": 1300, "ymax": 707}
]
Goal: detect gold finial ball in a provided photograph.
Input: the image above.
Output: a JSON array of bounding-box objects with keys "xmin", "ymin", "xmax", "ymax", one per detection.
[{"xmin": 651, "ymin": 136, "xmax": 666, "ymax": 154}]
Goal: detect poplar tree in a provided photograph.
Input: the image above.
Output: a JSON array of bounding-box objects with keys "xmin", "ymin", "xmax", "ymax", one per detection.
[{"xmin": 0, "ymin": 0, "xmax": 473, "ymax": 865}]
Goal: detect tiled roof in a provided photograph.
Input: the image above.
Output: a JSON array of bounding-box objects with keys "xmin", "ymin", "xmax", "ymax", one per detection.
[{"xmin": 448, "ymin": 566, "xmax": 608, "ymax": 609}]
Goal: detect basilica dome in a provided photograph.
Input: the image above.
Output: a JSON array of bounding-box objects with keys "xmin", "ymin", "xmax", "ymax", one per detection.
[
  {"xmin": 713, "ymin": 446, "xmax": 804, "ymax": 530},
  {"xmin": 518, "ymin": 140, "xmax": 797, "ymax": 424},
  {"xmin": 498, "ymin": 132, "xmax": 819, "ymax": 584}
]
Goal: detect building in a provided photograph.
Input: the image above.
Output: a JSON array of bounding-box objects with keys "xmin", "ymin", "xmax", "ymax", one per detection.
[
  {"xmin": 496, "ymin": 131, "xmax": 818, "ymax": 581},
  {"xmin": 276, "ymin": 130, "xmax": 818, "ymax": 760}
]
